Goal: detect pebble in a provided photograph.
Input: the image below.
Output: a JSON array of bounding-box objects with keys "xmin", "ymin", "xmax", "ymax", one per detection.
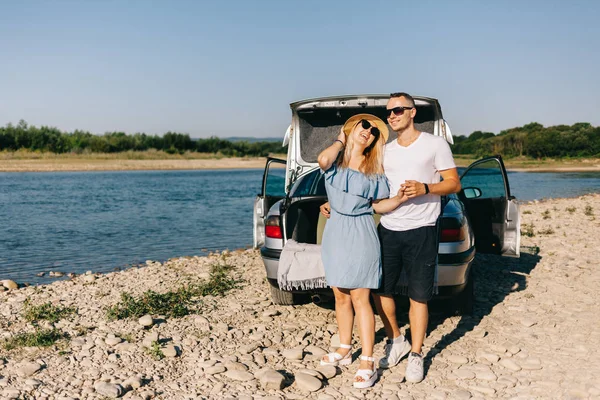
[
  {"xmin": 224, "ymin": 361, "xmax": 248, "ymax": 371},
  {"xmin": 138, "ymin": 315, "xmax": 154, "ymax": 327},
  {"xmin": 94, "ymin": 382, "xmax": 124, "ymax": 398},
  {"xmin": 499, "ymin": 359, "xmax": 522, "ymax": 371},
  {"xmin": 283, "ymin": 348, "xmax": 304, "ymax": 360},
  {"xmin": 475, "ymin": 370, "xmax": 497, "ymax": 381},
  {"xmin": 469, "ymin": 385, "xmax": 495, "ymax": 396},
  {"xmin": 16, "ymin": 362, "xmax": 42, "ymax": 377},
  {"xmin": 224, "ymin": 370, "xmax": 255, "ymax": 381},
  {"xmin": 123, "ymin": 376, "xmax": 143, "ymax": 390},
  {"xmin": 295, "ymin": 372, "xmax": 322, "ymax": 392},
  {"xmin": 306, "ymin": 345, "xmax": 328, "ymax": 356},
  {"xmin": 163, "ymin": 344, "xmax": 179, "ymax": 357},
  {"xmin": 105, "ymin": 336, "xmax": 122, "ymax": 346},
  {"xmin": 24, "ymin": 379, "xmax": 42, "ymax": 387},
  {"xmin": 446, "ymin": 355, "xmax": 469, "ymax": 364},
  {"xmin": 296, "ymin": 368, "xmax": 325, "ymax": 380},
  {"xmin": 454, "ymin": 369, "xmax": 476, "ymax": 380},
  {"xmin": 316, "ymin": 364, "xmax": 337, "ymax": 379},
  {"xmin": 521, "ymin": 318, "xmax": 537, "ymax": 327},
  {"xmin": 453, "ymin": 389, "xmax": 472, "ymax": 399},
  {"xmin": 205, "ymin": 365, "xmax": 226, "ymax": 375},
  {"xmin": 258, "ymin": 369, "xmax": 285, "ymax": 390},
  {"xmin": 239, "ymin": 342, "xmax": 259, "ymax": 354},
  {"xmin": 1, "ymin": 280, "xmax": 18, "ymax": 290}
]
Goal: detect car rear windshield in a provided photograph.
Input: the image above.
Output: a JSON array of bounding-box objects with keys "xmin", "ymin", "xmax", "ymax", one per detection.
[
  {"xmin": 298, "ymin": 104, "xmax": 436, "ymax": 163},
  {"xmin": 290, "ymin": 169, "xmax": 326, "ymax": 197}
]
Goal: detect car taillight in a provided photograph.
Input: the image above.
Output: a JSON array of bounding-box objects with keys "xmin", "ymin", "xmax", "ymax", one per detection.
[
  {"xmin": 440, "ymin": 217, "xmax": 465, "ymax": 242},
  {"xmin": 265, "ymin": 215, "xmax": 282, "ymax": 239}
]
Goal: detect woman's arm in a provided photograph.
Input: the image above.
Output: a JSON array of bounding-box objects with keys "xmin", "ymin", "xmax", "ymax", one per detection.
[
  {"xmin": 372, "ymin": 188, "xmax": 408, "ymax": 214},
  {"xmin": 318, "ymin": 128, "xmax": 346, "ymax": 171}
]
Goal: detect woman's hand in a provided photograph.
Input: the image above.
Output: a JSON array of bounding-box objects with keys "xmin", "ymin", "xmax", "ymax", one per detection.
[
  {"xmin": 337, "ymin": 127, "xmax": 346, "ymax": 146},
  {"xmin": 396, "ymin": 187, "xmax": 409, "ymax": 203},
  {"xmin": 320, "ymin": 202, "xmax": 331, "ymax": 218}
]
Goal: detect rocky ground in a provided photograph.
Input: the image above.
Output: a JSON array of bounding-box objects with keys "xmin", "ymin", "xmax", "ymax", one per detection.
[{"xmin": 1, "ymin": 194, "xmax": 599, "ymax": 400}]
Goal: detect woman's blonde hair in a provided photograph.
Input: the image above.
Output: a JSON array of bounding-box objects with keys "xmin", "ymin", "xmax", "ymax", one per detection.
[{"xmin": 337, "ymin": 120, "xmax": 385, "ymax": 175}]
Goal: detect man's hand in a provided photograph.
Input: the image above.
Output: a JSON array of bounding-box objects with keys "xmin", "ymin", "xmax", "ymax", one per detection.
[
  {"xmin": 320, "ymin": 202, "xmax": 331, "ymax": 218},
  {"xmin": 401, "ymin": 180, "xmax": 426, "ymax": 198}
]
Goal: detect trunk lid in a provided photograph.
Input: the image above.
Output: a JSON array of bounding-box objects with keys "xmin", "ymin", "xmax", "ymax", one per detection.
[{"xmin": 286, "ymin": 94, "xmax": 447, "ymax": 188}]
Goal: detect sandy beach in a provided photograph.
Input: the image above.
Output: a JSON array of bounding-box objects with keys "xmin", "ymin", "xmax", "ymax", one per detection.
[
  {"xmin": 1, "ymin": 194, "xmax": 599, "ymax": 399},
  {"xmin": 0, "ymin": 157, "xmax": 277, "ymax": 173},
  {"xmin": 0, "ymin": 154, "xmax": 599, "ymax": 173}
]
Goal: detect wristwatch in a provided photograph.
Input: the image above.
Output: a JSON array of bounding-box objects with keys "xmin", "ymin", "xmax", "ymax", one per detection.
[{"xmin": 424, "ymin": 183, "xmax": 430, "ymax": 194}]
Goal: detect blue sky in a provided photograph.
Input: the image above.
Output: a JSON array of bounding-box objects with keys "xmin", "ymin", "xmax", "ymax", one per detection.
[{"xmin": 1, "ymin": 0, "xmax": 598, "ymax": 138}]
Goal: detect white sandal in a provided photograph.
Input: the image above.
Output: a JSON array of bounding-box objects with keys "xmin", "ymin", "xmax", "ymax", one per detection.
[
  {"xmin": 353, "ymin": 355, "xmax": 377, "ymax": 389},
  {"xmin": 320, "ymin": 343, "xmax": 352, "ymax": 366}
]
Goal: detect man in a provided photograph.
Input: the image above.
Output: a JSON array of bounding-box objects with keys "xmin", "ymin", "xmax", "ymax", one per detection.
[{"xmin": 320, "ymin": 92, "xmax": 461, "ymax": 383}]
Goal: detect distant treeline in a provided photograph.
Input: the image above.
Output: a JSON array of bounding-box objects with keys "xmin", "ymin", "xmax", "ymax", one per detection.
[
  {"xmin": 2, "ymin": 120, "xmax": 599, "ymax": 159},
  {"xmin": 453, "ymin": 122, "xmax": 600, "ymax": 158},
  {"xmin": 0, "ymin": 120, "xmax": 285, "ymax": 157}
]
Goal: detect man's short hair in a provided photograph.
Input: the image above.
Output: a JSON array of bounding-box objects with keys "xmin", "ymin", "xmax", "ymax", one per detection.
[{"xmin": 390, "ymin": 92, "xmax": 415, "ymax": 107}]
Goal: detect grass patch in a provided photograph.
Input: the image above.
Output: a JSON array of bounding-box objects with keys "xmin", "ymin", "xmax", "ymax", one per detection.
[
  {"xmin": 146, "ymin": 341, "xmax": 164, "ymax": 360},
  {"xmin": 23, "ymin": 300, "xmax": 75, "ymax": 324},
  {"xmin": 538, "ymin": 227, "xmax": 555, "ymax": 235},
  {"xmin": 522, "ymin": 210, "xmax": 532, "ymax": 215},
  {"xmin": 521, "ymin": 223, "xmax": 535, "ymax": 237},
  {"xmin": 106, "ymin": 288, "xmax": 194, "ymax": 321},
  {"xmin": 3, "ymin": 328, "xmax": 67, "ymax": 350},
  {"xmin": 193, "ymin": 263, "xmax": 238, "ymax": 297},
  {"xmin": 106, "ymin": 263, "xmax": 240, "ymax": 321},
  {"xmin": 541, "ymin": 210, "xmax": 551, "ymax": 220},
  {"xmin": 584, "ymin": 205, "xmax": 594, "ymax": 216},
  {"xmin": 566, "ymin": 207, "xmax": 576, "ymax": 213}
]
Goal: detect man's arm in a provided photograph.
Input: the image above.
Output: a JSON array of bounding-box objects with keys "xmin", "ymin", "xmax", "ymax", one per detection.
[{"xmin": 401, "ymin": 168, "xmax": 461, "ymax": 198}]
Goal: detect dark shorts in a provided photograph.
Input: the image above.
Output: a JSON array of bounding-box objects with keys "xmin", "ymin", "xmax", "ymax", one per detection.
[{"xmin": 374, "ymin": 224, "xmax": 438, "ymax": 302}]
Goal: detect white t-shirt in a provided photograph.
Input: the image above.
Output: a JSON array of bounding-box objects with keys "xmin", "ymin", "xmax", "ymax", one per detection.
[{"xmin": 380, "ymin": 132, "xmax": 456, "ymax": 232}]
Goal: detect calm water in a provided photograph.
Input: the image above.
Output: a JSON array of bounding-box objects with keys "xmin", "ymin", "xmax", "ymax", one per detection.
[{"xmin": 1, "ymin": 168, "xmax": 599, "ymax": 283}]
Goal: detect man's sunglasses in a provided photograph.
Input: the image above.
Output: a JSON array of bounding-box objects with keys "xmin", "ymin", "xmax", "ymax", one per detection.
[
  {"xmin": 359, "ymin": 119, "xmax": 380, "ymax": 137},
  {"xmin": 385, "ymin": 106, "xmax": 414, "ymax": 117}
]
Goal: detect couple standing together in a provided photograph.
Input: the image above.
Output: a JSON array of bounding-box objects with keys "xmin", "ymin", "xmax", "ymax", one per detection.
[{"xmin": 317, "ymin": 92, "xmax": 461, "ymax": 388}]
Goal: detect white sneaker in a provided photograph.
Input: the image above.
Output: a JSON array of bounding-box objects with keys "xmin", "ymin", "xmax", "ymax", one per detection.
[
  {"xmin": 378, "ymin": 336, "xmax": 411, "ymax": 369},
  {"xmin": 405, "ymin": 352, "xmax": 424, "ymax": 383}
]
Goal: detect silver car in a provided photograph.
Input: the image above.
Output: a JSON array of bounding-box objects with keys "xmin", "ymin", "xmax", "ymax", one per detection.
[{"xmin": 253, "ymin": 94, "xmax": 520, "ymax": 314}]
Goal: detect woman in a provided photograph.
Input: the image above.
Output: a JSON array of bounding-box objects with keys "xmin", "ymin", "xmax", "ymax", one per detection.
[{"xmin": 318, "ymin": 114, "xmax": 408, "ymax": 388}]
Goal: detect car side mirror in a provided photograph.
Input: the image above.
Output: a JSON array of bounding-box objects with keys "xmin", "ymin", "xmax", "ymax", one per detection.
[{"xmin": 462, "ymin": 187, "xmax": 482, "ymax": 199}]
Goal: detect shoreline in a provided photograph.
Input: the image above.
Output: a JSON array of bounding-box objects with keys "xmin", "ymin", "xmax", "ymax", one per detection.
[
  {"xmin": 1, "ymin": 156, "xmax": 600, "ymax": 173},
  {"xmin": 1, "ymin": 194, "xmax": 599, "ymax": 398}
]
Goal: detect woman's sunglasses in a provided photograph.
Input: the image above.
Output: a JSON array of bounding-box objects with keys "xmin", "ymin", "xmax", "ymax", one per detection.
[
  {"xmin": 385, "ymin": 106, "xmax": 414, "ymax": 117},
  {"xmin": 359, "ymin": 119, "xmax": 380, "ymax": 137}
]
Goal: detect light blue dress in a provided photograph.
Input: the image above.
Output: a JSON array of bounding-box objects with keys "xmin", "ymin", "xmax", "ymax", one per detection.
[{"xmin": 321, "ymin": 164, "xmax": 390, "ymax": 289}]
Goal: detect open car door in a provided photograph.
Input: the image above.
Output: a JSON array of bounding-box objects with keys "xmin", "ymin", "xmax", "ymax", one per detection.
[
  {"xmin": 253, "ymin": 157, "xmax": 286, "ymax": 249},
  {"xmin": 459, "ymin": 156, "xmax": 520, "ymax": 257}
]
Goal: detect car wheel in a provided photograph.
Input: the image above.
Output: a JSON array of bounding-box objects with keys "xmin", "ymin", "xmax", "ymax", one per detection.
[
  {"xmin": 270, "ymin": 286, "xmax": 296, "ymax": 305},
  {"xmin": 456, "ymin": 270, "xmax": 474, "ymax": 315}
]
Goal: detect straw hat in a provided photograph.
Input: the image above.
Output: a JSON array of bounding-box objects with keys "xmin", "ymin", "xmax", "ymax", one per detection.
[{"xmin": 342, "ymin": 113, "xmax": 389, "ymax": 142}]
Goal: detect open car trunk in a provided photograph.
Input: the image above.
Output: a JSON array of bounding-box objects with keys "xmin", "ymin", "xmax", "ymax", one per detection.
[{"xmin": 283, "ymin": 198, "xmax": 328, "ymax": 245}]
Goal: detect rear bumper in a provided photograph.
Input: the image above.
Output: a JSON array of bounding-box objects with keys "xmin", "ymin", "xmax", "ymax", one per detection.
[{"xmin": 261, "ymin": 245, "xmax": 475, "ymax": 295}]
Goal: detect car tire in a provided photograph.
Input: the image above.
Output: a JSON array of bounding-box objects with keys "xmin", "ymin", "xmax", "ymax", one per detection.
[
  {"xmin": 270, "ymin": 286, "xmax": 296, "ymax": 305},
  {"xmin": 456, "ymin": 270, "xmax": 475, "ymax": 316}
]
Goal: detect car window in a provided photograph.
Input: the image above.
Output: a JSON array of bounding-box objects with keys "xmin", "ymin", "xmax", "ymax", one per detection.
[
  {"xmin": 461, "ymin": 159, "xmax": 506, "ymax": 198},
  {"xmin": 290, "ymin": 169, "xmax": 326, "ymax": 197},
  {"xmin": 265, "ymin": 167, "xmax": 286, "ymax": 198}
]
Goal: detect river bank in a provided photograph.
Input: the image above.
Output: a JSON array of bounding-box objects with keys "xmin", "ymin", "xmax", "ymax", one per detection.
[
  {"xmin": 1, "ymin": 152, "xmax": 599, "ymax": 172},
  {"xmin": 1, "ymin": 194, "xmax": 599, "ymax": 398}
]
